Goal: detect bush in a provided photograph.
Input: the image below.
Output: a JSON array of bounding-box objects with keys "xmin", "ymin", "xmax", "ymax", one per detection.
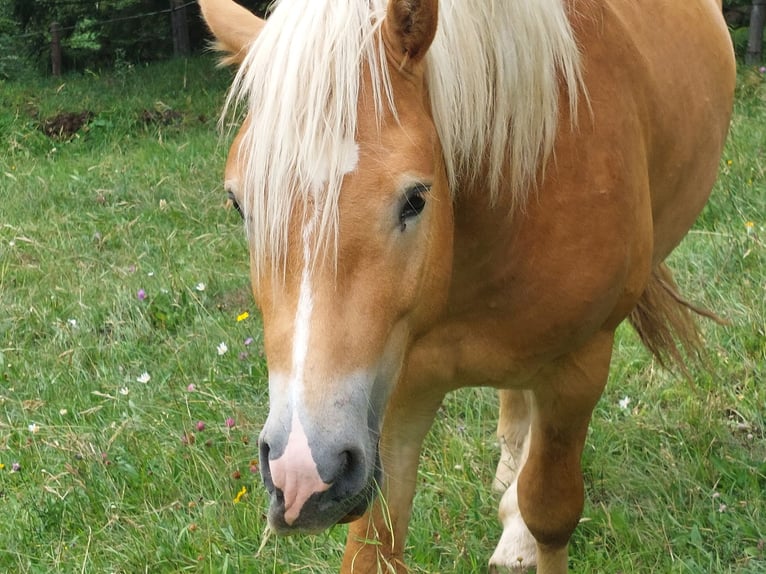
[
  {"xmin": 0, "ymin": 3, "xmax": 30, "ymax": 80},
  {"xmin": 0, "ymin": 0, "xmax": 274, "ymax": 76}
]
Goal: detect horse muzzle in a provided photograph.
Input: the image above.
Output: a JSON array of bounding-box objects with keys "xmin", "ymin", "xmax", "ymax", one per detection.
[{"xmin": 258, "ymin": 411, "xmax": 382, "ymax": 534}]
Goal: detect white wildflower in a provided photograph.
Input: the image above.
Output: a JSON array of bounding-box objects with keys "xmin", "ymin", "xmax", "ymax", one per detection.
[
  {"xmin": 618, "ymin": 396, "xmax": 631, "ymax": 411},
  {"xmin": 136, "ymin": 371, "xmax": 151, "ymax": 384},
  {"xmin": 217, "ymin": 342, "xmax": 228, "ymax": 356}
]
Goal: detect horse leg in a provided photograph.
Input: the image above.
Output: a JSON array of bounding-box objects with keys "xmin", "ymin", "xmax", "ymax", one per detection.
[
  {"xmin": 341, "ymin": 383, "xmax": 445, "ymax": 574},
  {"xmin": 494, "ymin": 389, "xmax": 532, "ymax": 492},
  {"xmin": 489, "ymin": 330, "xmax": 613, "ymax": 573},
  {"xmin": 490, "ymin": 390, "xmax": 536, "ymax": 570}
]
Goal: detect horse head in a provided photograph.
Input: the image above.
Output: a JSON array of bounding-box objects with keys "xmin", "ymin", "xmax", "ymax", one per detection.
[{"xmin": 201, "ymin": 0, "xmax": 452, "ymax": 533}]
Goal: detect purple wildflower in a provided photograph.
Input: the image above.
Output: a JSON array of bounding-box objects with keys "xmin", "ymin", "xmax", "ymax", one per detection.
[{"xmin": 137, "ymin": 289, "xmax": 146, "ymax": 301}]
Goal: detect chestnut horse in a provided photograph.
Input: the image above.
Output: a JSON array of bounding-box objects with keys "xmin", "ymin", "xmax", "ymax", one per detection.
[{"xmin": 200, "ymin": 0, "xmax": 735, "ymax": 571}]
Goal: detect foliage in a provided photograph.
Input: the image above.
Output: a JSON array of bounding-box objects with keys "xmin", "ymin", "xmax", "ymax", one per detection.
[
  {"xmin": 0, "ymin": 0, "xmax": 270, "ymax": 76},
  {"xmin": 3, "ymin": 0, "xmax": 169, "ymax": 73},
  {"xmin": 0, "ymin": 1, "xmax": 761, "ymax": 77},
  {"xmin": 724, "ymin": 1, "xmax": 766, "ymax": 60},
  {"xmin": 0, "ymin": 56, "xmax": 764, "ymax": 573},
  {"xmin": 0, "ymin": 1, "xmax": 28, "ymax": 80}
]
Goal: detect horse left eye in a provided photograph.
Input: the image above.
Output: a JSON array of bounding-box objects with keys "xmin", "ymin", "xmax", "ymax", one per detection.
[{"xmin": 399, "ymin": 184, "xmax": 429, "ymax": 229}]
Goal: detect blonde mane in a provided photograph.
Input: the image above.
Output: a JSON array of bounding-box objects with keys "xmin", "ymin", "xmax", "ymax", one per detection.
[
  {"xmin": 427, "ymin": 0, "xmax": 582, "ymax": 202},
  {"xmin": 226, "ymin": 0, "xmax": 582, "ymax": 277}
]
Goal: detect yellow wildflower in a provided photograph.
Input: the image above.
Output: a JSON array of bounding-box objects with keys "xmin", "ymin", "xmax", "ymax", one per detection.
[
  {"xmin": 233, "ymin": 486, "xmax": 247, "ymax": 504},
  {"xmin": 236, "ymin": 311, "xmax": 250, "ymax": 322}
]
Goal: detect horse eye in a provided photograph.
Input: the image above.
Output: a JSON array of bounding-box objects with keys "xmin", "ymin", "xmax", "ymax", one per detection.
[
  {"xmin": 227, "ymin": 190, "xmax": 244, "ymax": 219},
  {"xmin": 399, "ymin": 184, "xmax": 429, "ymax": 230}
]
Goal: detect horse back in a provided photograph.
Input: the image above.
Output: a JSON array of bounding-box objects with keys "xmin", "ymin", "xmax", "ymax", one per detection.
[
  {"xmin": 569, "ymin": 0, "xmax": 735, "ymax": 261},
  {"xmin": 443, "ymin": 0, "xmax": 734, "ymax": 371}
]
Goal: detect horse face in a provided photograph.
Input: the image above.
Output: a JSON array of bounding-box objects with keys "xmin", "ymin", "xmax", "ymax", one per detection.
[
  {"xmin": 206, "ymin": 0, "xmax": 446, "ymax": 533},
  {"xmin": 254, "ymin": 124, "xmax": 451, "ymax": 534}
]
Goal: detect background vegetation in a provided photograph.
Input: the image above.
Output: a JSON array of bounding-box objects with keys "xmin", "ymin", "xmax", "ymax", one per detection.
[
  {"xmin": 0, "ymin": 0, "xmax": 271, "ymax": 79},
  {"xmin": 725, "ymin": 0, "xmax": 766, "ymax": 58},
  {"xmin": 0, "ymin": 19, "xmax": 764, "ymax": 574},
  {"xmin": 0, "ymin": 1, "xmax": 763, "ymax": 79}
]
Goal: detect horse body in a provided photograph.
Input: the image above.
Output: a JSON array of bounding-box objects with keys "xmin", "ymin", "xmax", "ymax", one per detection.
[
  {"xmin": 200, "ymin": 0, "xmax": 734, "ymax": 571},
  {"xmin": 425, "ymin": 0, "xmax": 734, "ymax": 384}
]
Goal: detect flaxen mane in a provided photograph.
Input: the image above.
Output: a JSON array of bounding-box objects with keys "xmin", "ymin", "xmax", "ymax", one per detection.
[{"xmin": 224, "ymin": 0, "xmax": 582, "ymax": 277}]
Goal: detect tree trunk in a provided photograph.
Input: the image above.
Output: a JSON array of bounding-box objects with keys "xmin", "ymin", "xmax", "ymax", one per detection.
[
  {"xmin": 746, "ymin": 0, "xmax": 766, "ymax": 65},
  {"xmin": 51, "ymin": 22, "xmax": 62, "ymax": 76},
  {"xmin": 171, "ymin": 0, "xmax": 191, "ymax": 57}
]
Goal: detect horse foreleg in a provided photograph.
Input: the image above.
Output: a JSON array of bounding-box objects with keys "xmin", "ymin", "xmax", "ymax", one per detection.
[
  {"xmin": 494, "ymin": 389, "xmax": 532, "ymax": 492},
  {"xmin": 490, "ymin": 330, "xmax": 613, "ymax": 574},
  {"xmin": 489, "ymin": 390, "xmax": 537, "ymax": 571},
  {"xmin": 341, "ymin": 384, "xmax": 444, "ymax": 574}
]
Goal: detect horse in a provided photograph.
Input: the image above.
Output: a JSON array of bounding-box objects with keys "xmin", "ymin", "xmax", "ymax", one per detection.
[{"xmin": 199, "ymin": 0, "xmax": 735, "ymax": 571}]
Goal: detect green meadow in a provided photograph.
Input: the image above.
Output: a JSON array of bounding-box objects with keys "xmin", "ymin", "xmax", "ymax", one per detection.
[{"xmin": 0, "ymin": 57, "xmax": 764, "ymax": 573}]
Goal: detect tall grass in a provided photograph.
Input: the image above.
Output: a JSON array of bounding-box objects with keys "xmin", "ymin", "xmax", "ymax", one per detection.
[{"xmin": 0, "ymin": 57, "xmax": 764, "ymax": 573}]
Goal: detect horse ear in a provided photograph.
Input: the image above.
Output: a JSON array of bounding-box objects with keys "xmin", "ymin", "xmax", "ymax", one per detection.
[
  {"xmin": 199, "ymin": 0, "xmax": 265, "ymax": 66},
  {"xmin": 383, "ymin": 0, "xmax": 439, "ymax": 67}
]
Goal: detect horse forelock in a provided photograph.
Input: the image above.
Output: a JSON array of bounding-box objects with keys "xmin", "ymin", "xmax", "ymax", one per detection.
[
  {"xmin": 224, "ymin": 0, "xmax": 393, "ymax": 281},
  {"xmin": 224, "ymin": 0, "xmax": 582, "ymax": 280}
]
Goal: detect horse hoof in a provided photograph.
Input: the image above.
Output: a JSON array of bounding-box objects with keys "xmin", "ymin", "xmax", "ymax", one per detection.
[
  {"xmin": 488, "ymin": 560, "xmax": 536, "ymax": 573},
  {"xmin": 489, "ymin": 542, "xmax": 537, "ymax": 573}
]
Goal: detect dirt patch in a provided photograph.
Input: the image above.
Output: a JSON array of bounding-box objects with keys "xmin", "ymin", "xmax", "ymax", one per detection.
[{"xmin": 40, "ymin": 110, "xmax": 94, "ymax": 140}]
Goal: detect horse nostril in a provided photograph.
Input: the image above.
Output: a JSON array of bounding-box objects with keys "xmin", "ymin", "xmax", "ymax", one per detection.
[
  {"xmin": 259, "ymin": 439, "xmax": 273, "ymax": 489},
  {"xmin": 339, "ymin": 450, "xmax": 351, "ymax": 474},
  {"xmin": 259, "ymin": 439, "xmax": 270, "ymax": 463},
  {"xmin": 334, "ymin": 447, "xmax": 366, "ymax": 497}
]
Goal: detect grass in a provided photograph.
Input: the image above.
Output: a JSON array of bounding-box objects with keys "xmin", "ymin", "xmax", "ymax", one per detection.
[{"xmin": 0, "ymin": 56, "xmax": 764, "ymax": 573}]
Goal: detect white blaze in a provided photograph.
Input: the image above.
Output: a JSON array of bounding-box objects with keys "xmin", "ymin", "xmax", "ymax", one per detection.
[
  {"xmin": 309, "ymin": 138, "xmax": 359, "ymax": 190},
  {"xmin": 269, "ymin": 141, "xmax": 360, "ymax": 525},
  {"xmin": 290, "ymin": 139, "xmax": 358, "ymax": 395},
  {"xmin": 290, "ymin": 217, "xmax": 315, "ymax": 393}
]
